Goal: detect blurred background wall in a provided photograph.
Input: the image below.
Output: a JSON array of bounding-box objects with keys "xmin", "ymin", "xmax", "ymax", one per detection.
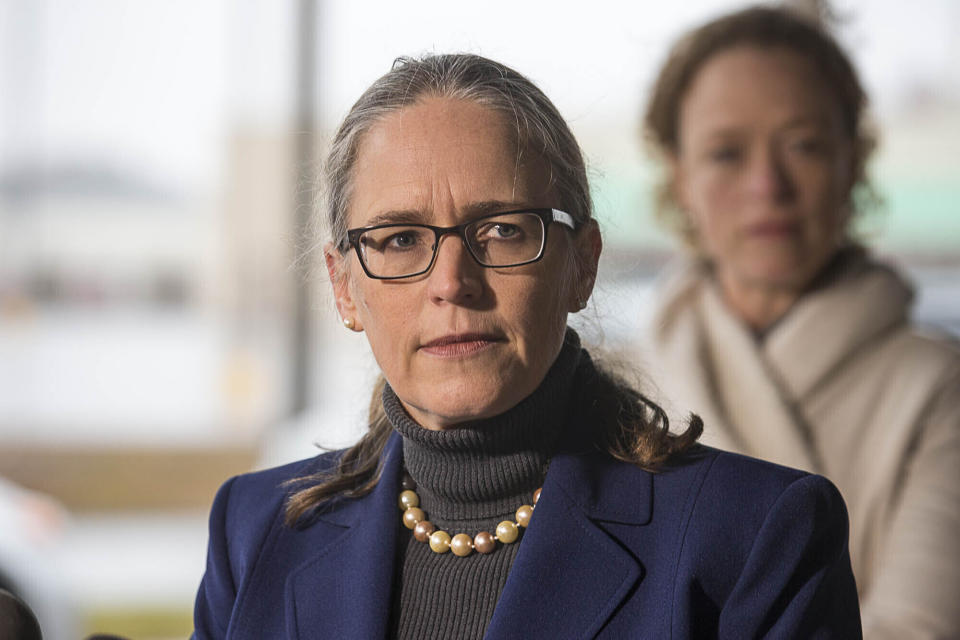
[{"xmin": 0, "ymin": 0, "xmax": 957, "ymax": 637}]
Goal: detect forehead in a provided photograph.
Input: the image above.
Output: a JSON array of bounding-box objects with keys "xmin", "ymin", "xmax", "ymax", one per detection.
[
  {"xmin": 680, "ymin": 45, "xmax": 841, "ymax": 136},
  {"xmin": 348, "ymin": 96, "xmax": 553, "ymax": 226}
]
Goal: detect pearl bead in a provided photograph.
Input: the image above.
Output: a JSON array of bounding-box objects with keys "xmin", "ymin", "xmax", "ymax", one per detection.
[
  {"xmin": 450, "ymin": 533, "xmax": 473, "ymax": 557},
  {"xmin": 532, "ymin": 488, "xmax": 541, "ymax": 505},
  {"xmin": 402, "ymin": 507, "xmax": 424, "ymax": 530},
  {"xmin": 398, "ymin": 490, "xmax": 419, "ymax": 510},
  {"xmin": 413, "ymin": 520, "xmax": 435, "ymax": 543},
  {"xmin": 473, "ymin": 531, "xmax": 496, "ymax": 554},
  {"xmin": 515, "ymin": 504, "xmax": 533, "ymax": 527},
  {"xmin": 397, "ymin": 475, "xmax": 542, "ymax": 558},
  {"xmin": 496, "ymin": 520, "xmax": 519, "ymax": 544},
  {"xmin": 429, "ymin": 530, "xmax": 452, "ymax": 553}
]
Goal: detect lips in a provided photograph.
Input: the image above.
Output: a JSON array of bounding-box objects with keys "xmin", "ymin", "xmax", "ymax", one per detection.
[
  {"xmin": 746, "ymin": 220, "xmax": 801, "ymax": 237},
  {"xmin": 420, "ymin": 333, "xmax": 503, "ymax": 357}
]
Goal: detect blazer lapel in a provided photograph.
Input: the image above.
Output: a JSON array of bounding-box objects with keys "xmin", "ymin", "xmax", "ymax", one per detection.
[
  {"xmin": 285, "ymin": 434, "xmax": 403, "ymax": 639},
  {"xmin": 485, "ymin": 451, "xmax": 648, "ymax": 640}
]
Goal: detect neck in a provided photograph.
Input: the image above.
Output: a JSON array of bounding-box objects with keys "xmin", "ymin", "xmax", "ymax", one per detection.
[
  {"xmin": 382, "ymin": 330, "xmax": 582, "ymax": 520},
  {"xmin": 716, "ymin": 271, "xmax": 800, "ymax": 332},
  {"xmin": 714, "ymin": 249, "xmax": 853, "ymax": 332}
]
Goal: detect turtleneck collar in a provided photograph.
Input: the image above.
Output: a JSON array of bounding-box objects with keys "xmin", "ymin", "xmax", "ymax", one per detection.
[{"xmin": 382, "ymin": 330, "xmax": 582, "ymax": 522}]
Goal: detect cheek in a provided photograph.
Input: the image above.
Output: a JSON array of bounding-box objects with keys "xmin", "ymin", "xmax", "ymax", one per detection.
[
  {"xmin": 348, "ymin": 276, "xmax": 411, "ymax": 358},
  {"xmin": 697, "ymin": 172, "xmax": 738, "ymax": 210},
  {"xmin": 497, "ymin": 274, "xmax": 562, "ymax": 327},
  {"xmin": 691, "ymin": 192, "xmax": 737, "ymax": 255},
  {"xmin": 529, "ymin": 281, "xmax": 568, "ymax": 328},
  {"xmin": 529, "ymin": 259, "xmax": 575, "ymax": 334},
  {"xmin": 796, "ymin": 163, "xmax": 849, "ymax": 236},
  {"xmin": 682, "ymin": 166, "xmax": 737, "ymax": 240},
  {"xmin": 492, "ymin": 257, "xmax": 571, "ymax": 351}
]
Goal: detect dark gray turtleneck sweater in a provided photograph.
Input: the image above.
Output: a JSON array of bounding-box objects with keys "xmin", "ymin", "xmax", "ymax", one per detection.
[{"xmin": 383, "ymin": 335, "xmax": 582, "ymax": 640}]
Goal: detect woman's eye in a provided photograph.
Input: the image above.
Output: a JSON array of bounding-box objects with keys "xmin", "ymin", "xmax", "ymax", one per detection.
[
  {"xmin": 708, "ymin": 146, "xmax": 742, "ymax": 163},
  {"xmin": 789, "ymin": 137, "xmax": 827, "ymax": 156},
  {"xmin": 492, "ymin": 223, "xmax": 521, "ymax": 239},
  {"xmin": 385, "ymin": 231, "xmax": 421, "ymax": 250},
  {"xmin": 476, "ymin": 222, "xmax": 523, "ymax": 241}
]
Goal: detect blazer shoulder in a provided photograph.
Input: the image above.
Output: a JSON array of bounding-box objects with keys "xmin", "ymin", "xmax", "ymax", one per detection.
[
  {"xmin": 224, "ymin": 450, "xmax": 343, "ymax": 521},
  {"xmin": 663, "ymin": 447, "xmax": 858, "ymax": 637},
  {"xmin": 211, "ymin": 451, "xmax": 344, "ymax": 547},
  {"xmin": 661, "ymin": 445, "xmax": 846, "ymax": 540},
  {"xmin": 666, "ymin": 444, "xmax": 810, "ymax": 487},
  {"xmin": 671, "ymin": 445, "xmax": 848, "ymax": 552},
  {"xmin": 202, "ymin": 451, "xmax": 344, "ymax": 588}
]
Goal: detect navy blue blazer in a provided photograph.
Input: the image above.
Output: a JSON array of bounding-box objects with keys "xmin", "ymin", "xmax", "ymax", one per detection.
[{"xmin": 194, "ymin": 433, "xmax": 861, "ymax": 639}]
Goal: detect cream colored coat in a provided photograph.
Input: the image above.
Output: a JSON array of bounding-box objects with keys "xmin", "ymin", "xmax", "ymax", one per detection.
[{"xmin": 643, "ymin": 250, "xmax": 960, "ymax": 639}]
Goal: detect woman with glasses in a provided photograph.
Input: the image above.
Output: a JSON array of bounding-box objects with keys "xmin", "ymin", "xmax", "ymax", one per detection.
[
  {"xmin": 640, "ymin": 6, "xmax": 960, "ymax": 637},
  {"xmin": 193, "ymin": 53, "xmax": 860, "ymax": 639}
]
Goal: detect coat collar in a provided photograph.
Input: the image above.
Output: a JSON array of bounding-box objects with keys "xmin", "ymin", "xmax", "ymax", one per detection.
[
  {"xmin": 649, "ymin": 250, "xmax": 914, "ymax": 474},
  {"xmin": 283, "ymin": 431, "xmax": 649, "ymax": 639},
  {"xmin": 765, "ymin": 249, "xmax": 913, "ymax": 400}
]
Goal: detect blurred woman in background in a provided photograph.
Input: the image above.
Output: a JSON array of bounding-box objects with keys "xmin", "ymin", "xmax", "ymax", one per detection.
[
  {"xmin": 193, "ymin": 53, "xmax": 861, "ymax": 638},
  {"xmin": 641, "ymin": 6, "xmax": 960, "ymax": 637}
]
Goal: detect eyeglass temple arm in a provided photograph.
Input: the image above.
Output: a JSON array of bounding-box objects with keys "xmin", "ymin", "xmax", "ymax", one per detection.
[{"xmin": 551, "ymin": 209, "xmax": 577, "ymax": 230}]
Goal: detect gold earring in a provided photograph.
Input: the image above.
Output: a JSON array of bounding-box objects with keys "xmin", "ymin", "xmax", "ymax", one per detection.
[{"xmin": 342, "ymin": 317, "xmax": 355, "ymax": 330}]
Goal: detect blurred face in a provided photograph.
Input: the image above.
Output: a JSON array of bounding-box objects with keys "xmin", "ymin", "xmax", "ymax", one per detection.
[
  {"xmin": 326, "ymin": 97, "xmax": 599, "ymax": 431},
  {"xmin": 673, "ymin": 46, "xmax": 854, "ymax": 294}
]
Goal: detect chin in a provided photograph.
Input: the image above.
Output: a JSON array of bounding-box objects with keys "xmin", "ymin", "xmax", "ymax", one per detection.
[
  {"xmin": 411, "ymin": 376, "xmax": 515, "ymax": 425},
  {"xmin": 737, "ymin": 254, "xmax": 814, "ymax": 290}
]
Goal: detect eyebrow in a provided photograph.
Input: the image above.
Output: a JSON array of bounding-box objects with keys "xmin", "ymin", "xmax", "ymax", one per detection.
[
  {"xmin": 362, "ymin": 210, "xmax": 429, "ymax": 227},
  {"xmin": 705, "ymin": 115, "xmax": 833, "ymax": 138},
  {"xmin": 359, "ymin": 200, "xmax": 537, "ymax": 228},
  {"xmin": 779, "ymin": 116, "xmax": 834, "ymax": 132}
]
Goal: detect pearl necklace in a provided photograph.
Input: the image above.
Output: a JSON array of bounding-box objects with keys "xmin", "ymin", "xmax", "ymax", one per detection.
[{"xmin": 398, "ymin": 472, "xmax": 541, "ymax": 557}]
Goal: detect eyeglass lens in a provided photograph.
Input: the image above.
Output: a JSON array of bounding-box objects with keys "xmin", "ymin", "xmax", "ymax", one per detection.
[{"xmin": 357, "ymin": 212, "xmax": 546, "ymax": 278}]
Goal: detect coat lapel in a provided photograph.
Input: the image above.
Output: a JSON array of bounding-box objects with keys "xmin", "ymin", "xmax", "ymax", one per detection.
[
  {"xmin": 765, "ymin": 253, "xmax": 912, "ymax": 401},
  {"xmin": 657, "ymin": 295, "xmax": 744, "ymax": 453},
  {"xmin": 649, "ymin": 263, "xmax": 744, "ymax": 454},
  {"xmin": 284, "ymin": 434, "xmax": 403, "ymax": 639},
  {"xmin": 278, "ymin": 430, "xmax": 654, "ymax": 639},
  {"xmin": 698, "ymin": 283, "xmax": 821, "ymax": 472},
  {"xmin": 649, "ymin": 261, "xmax": 821, "ymax": 472},
  {"xmin": 485, "ymin": 451, "xmax": 647, "ymax": 640}
]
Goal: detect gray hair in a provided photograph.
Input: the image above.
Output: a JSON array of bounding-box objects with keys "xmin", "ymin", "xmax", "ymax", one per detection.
[
  {"xmin": 283, "ymin": 55, "xmax": 702, "ymax": 525},
  {"xmin": 322, "ymin": 53, "xmax": 593, "ymax": 252}
]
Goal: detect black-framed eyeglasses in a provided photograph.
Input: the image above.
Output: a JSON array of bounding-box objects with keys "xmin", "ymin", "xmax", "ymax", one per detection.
[{"xmin": 339, "ymin": 208, "xmax": 577, "ymax": 280}]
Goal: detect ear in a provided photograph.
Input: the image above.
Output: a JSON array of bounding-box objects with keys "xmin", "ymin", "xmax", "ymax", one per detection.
[
  {"xmin": 324, "ymin": 243, "xmax": 364, "ymax": 331},
  {"xmin": 567, "ymin": 219, "xmax": 602, "ymax": 313},
  {"xmin": 668, "ymin": 152, "xmax": 704, "ymax": 247},
  {"xmin": 668, "ymin": 152, "xmax": 690, "ymax": 212},
  {"xmin": 839, "ymin": 139, "xmax": 860, "ymax": 223}
]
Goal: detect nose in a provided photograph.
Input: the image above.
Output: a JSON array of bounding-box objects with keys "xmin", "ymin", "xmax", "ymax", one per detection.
[
  {"xmin": 425, "ymin": 232, "xmax": 484, "ymax": 305},
  {"xmin": 745, "ymin": 146, "xmax": 794, "ymax": 202}
]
